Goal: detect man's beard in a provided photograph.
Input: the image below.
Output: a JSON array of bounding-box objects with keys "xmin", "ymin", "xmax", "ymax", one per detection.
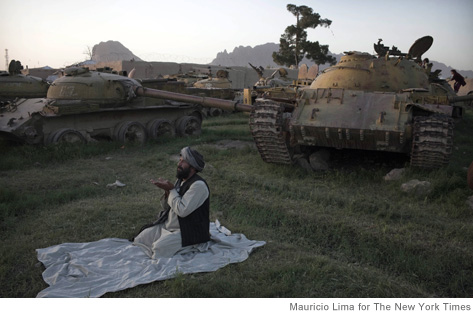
[{"xmin": 176, "ymin": 166, "xmax": 191, "ymax": 179}]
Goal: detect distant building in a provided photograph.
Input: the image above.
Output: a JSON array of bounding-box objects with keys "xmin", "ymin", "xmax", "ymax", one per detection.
[{"xmin": 21, "ymin": 66, "xmax": 59, "ymax": 82}]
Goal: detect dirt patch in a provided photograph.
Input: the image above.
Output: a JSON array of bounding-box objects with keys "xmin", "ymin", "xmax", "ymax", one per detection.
[{"xmin": 207, "ymin": 140, "xmax": 256, "ymax": 150}]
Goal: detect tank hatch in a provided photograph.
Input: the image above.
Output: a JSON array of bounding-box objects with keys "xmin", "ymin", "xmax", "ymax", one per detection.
[{"xmin": 408, "ymin": 35, "xmax": 433, "ymax": 60}]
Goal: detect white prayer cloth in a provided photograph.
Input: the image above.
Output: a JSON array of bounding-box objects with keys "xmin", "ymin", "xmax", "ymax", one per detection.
[{"xmin": 36, "ymin": 221, "xmax": 265, "ymax": 298}]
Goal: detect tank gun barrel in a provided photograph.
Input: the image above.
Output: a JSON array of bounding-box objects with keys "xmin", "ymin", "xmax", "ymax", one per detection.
[
  {"xmin": 449, "ymin": 94, "xmax": 473, "ymax": 103},
  {"xmin": 133, "ymin": 86, "xmax": 253, "ymax": 113}
]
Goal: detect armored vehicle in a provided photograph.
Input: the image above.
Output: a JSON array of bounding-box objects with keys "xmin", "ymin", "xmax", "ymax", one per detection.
[
  {"xmin": 0, "ymin": 60, "xmax": 49, "ymax": 103},
  {"xmin": 140, "ymin": 75, "xmax": 234, "ymax": 117},
  {"xmin": 193, "ymin": 69, "xmax": 232, "ymax": 89},
  {"xmin": 249, "ymin": 63, "xmax": 293, "ymax": 89},
  {"xmin": 190, "ymin": 69, "xmax": 236, "ymax": 117},
  {"xmin": 245, "ymin": 63, "xmax": 294, "ymax": 104},
  {"xmin": 163, "ymin": 66, "xmax": 209, "ymax": 87},
  {"xmin": 281, "ymin": 35, "xmax": 468, "ymax": 169},
  {"xmin": 0, "ymin": 67, "xmax": 204, "ymax": 144},
  {"xmin": 251, "ymin": 64, "xmax": 319, "ymax": 105}
]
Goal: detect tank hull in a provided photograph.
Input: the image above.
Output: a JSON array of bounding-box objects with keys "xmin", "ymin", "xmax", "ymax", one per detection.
[
  {"xmin": 0, "ymin": 68, "xmax": 207, "ymax": 145},
  {"xmin": 0, "ymin": 97, "xmax": 202, "ymax": 144},
  {"xmin": 291, "ymin": 89, "xmax": 413, "ymax": 152},
  {"xmin": 248, "ymin": 86, "xmax": 459, "ymax": 169}
]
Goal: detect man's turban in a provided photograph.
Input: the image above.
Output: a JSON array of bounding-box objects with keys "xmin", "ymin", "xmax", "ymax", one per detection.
[{"xmin": 180, "ymin": 147, "xmax": 205, "ymax": 172}]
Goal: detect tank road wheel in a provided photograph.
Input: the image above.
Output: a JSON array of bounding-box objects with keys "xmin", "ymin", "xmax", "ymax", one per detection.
[
  {"xmin": 175, "ymin": 116, "xmax": 202, "ymax": 137},
  {"xmin": 47, "ymin": 128, "xmax": 87, "ymax": 145},
  {"xmin": 114, "ymin": 121, "xmax": 147, "ymax": 144},
  {"xmin": 209, "ymin": 108, "xmax": 223, "ymax": 117},
  {"xmin": 249, "ymin": 99, "xmax": 293, "ymax": 164},
  {"xmin": 146, "ymin": 119, "xmax": 175, "ymax": 139},
  {"xmin": 410, "ymin": 115, "xmax": 454, "ymax": 169}
]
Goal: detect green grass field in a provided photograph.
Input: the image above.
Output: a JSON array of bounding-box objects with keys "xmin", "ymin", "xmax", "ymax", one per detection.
[{"xmin": 1, "ymin": 111, "xmax": 472, "ymax": 298}]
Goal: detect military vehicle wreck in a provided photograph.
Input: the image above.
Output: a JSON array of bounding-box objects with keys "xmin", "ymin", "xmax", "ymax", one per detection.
[
  {"xmin": 0, "ymin": 60, "xmax": 49, "ymax": 103},
  {"xmin": 244, "ymin": 63, "xmax": 319, "ymax": 106},
  {"xmin": 147, "ymin": 67, "xmax": 236, "ymax": 117},
  {"xmin": 0, "ymin": 67, "xmax": 203, "ymax": 144}
]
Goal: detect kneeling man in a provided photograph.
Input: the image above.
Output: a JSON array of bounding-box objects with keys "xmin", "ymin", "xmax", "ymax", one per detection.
[{"xmin": 133, "ymin": 146, "xmax": 210, "ymax": 258}]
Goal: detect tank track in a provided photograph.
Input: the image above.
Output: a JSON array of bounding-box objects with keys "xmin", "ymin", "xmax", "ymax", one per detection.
[
  {"xmin": 410, "ymin": 115, "xmax": 454, "ymax": 168},
  {"xmin": 249, "ymin": 100, "xmax": 293, "ymax": 164}
]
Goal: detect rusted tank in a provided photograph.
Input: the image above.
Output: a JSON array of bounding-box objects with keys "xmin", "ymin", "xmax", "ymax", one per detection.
[
  {"xmin": 163, "ymin": 66, "xmax": 209, "ymax": 87},
  {"xmin": 0, "ymin": 60, "xmax": 49, "ymax": 102},
  {"xmin": 189, "ymin": 69, "xmax": 236, "ymax": 117},
  {"xmin": 245, "ymin": 35, "xmax": 472, "ymax": 169},
  {"xmin": 245, "ymin": 63, "xmax": 295, "ymax": 104},
  {"xmin": 140, "ymin": 76, "xmax": 235, "ymax": 118},
  {"xmin": 247, "ymin": 64, "xmax": 319, "ymax": 105},
  {"xmin": 249, "ymin": 63, "xmax": 293, "ymax": 89},
  {"xmin": 0, "ymin": 67, "xmax": 204, "ymax": 144},
  {"xmin": 193, "ymin": 69, "xmax": 232, "ymax": 89},
  {"xmin": 140, "ymin": 70, "xmax": 236, "ymax": 117}
]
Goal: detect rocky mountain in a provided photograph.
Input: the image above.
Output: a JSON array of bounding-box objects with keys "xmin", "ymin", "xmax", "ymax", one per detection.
[
  {"xmin": 209, "ymin": 42, "xmax": 342, "ymax": 71},
  {"xmin": 91, "ymin": 41, "xmax": 142, "ymax": 63},
  {"xmin": 210, "ymin": 43, "xmax": 280, "ymax": 68}
]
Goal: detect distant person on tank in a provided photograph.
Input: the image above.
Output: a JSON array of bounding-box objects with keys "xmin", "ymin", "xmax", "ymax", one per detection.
[{"xmin": 450, "ymin": 70, "xmax": 466, "ymax": 93}]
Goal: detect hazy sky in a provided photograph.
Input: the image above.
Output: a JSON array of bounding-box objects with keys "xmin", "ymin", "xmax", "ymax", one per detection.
[{"xmin": 1, "ymin": 0, "xmax": 472, "ymax": 71}]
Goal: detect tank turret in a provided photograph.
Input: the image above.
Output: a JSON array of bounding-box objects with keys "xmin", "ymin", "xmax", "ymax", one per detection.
[
  {"xmin": 0, "ymin": 60, "xmax": 49, "ymax": 102},
  {"xmin": 163, "ymin": 65, "xmax": 209, "ymax": 87},
  {"xmin": 244, "ymin": 63, "xmax": 312, "ymax": 106},
  {"xmin": 193, "ymin": 69, "xmax": 232, "ymax": 89}
]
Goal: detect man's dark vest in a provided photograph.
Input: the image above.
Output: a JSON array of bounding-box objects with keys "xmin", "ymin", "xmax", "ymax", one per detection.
[{"xmin": 176, "ymin": 174, "xmax": 210, "ymax": 247}]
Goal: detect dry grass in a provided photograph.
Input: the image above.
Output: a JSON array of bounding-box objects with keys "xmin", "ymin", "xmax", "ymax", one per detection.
[{"xmin": 1, "ymin": 111, "xmax": 472, "ymax": 298}]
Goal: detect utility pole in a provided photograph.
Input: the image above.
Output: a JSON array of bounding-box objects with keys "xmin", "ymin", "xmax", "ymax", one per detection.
[{"xmin": 5, "ymin": 49, "xmax": 8, "ymax": 71}]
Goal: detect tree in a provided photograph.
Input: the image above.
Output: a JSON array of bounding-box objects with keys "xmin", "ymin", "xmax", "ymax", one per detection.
[
  {"xmin": 272, "ymin": 4, "xmax": 336, "ymax": 68},
  {"xmin": 83, "ymin": 46, "xmax": 93, "ymax": 61}
]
